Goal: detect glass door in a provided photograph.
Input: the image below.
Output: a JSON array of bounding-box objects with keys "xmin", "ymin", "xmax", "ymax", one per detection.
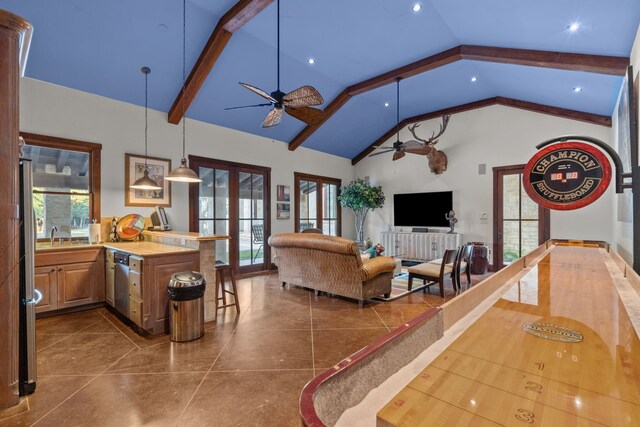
[
  {"xmin": 493, "ymin": 165, "xmax": 549, "ymax": 268},
  {"xmin": 294, "ymin": 173, "xmax": 341, "ymax": 235},
  {"xmin": 322, "ymin": 182, "xmax": 339, "ymax": 235},
  {"xmin": 238, "ymin": 170, "xmax": 265, "ymax": 269},
  {"xmin": 190, "ymin": 156, "xmax": 270, "ymax": 275},
  {"xmin": 298, "ymin": 179, "xmax": 318, "ymax": 231},
  {"xmin": 197, "ymin": 167, "xmax": 230, "ymax": 264}
]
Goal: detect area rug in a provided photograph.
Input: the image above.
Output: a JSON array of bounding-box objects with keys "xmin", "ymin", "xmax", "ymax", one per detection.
[{"xmin": 372, "ymin": 273, "xmax": 431, "ymax": 302}]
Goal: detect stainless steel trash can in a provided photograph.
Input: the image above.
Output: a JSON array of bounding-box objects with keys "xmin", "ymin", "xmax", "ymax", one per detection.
[{"xmin": 168, "ymin": 271, "xmax": 206, "ymax": 342}]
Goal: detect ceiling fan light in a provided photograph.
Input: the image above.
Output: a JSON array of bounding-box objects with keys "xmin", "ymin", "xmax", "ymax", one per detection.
[
  {"xmin": 131, "ymin": 168, "xmax": 162, "ymax": 190},
  {"xmin": 166, "ymin": 158, "xmax": 201, "ymax": 182}
]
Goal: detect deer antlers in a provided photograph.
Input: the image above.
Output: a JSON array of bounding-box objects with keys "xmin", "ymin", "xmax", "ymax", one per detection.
[{"xmin": 407, "ymin": 114, "xmax": 451, "ymax": 147}]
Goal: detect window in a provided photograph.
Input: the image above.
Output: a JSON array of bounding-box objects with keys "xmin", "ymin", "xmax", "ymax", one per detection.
[
  {"xmin": 294, "ymin": 172, "xmax": 341, "ymax": 236},
  {"xmin": 21, "ymin": 133, "xmax": 101, "ymax": 240}
]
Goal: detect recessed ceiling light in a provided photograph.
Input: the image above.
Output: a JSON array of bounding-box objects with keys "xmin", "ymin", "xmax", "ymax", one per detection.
[
  {"xmin": 412, "ymin": 3, "xmax": 422, "ymax": 12},
  {"xmin": 308, "ymin": 58, "xmax": 315, "ymax": 65},
  {"xmin": 470, "ymin": 76, "xmax": 478, "ymax": 82},
  {"xmin": 567, "ymin": 22, "xmax": 580, "ymax": 32},
  {"xmin": 573, "ymin": 87, "xmax": 583, "ymax": 93},
  {"xmin": 384, "ymin": 102, "xmax": 390, "ymax": 107}
]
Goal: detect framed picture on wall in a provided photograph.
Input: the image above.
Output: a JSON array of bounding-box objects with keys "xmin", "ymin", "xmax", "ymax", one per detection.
[
  {"xmin": 125, "ymin": 153, "xmax": 172, "ymax": 207},
  {"xmin": 277, "ymin": 203, "xmax": 290, "ymax": 219},
  {"xmin": 277, "ymin": 184, "xmax": 290, "ymax": 202}
]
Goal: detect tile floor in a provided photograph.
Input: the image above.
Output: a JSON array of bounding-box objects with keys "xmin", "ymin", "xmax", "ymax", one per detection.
[{"xmin": 0, "ymin": 271, "xmax": 489, "ymax": 427}]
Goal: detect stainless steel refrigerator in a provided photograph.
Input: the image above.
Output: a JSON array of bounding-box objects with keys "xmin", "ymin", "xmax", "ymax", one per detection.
[{"xmin": 19, "ymin": 158, "xmax": 41, "ymax": 395}]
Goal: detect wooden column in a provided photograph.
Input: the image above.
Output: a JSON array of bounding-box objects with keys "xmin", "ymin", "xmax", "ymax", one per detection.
[{"xmin": 0, "ymin": 9, "xmax": 32, "ymax": 409}]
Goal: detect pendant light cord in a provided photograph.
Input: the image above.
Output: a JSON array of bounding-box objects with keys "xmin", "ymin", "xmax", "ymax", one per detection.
[
  {"xmin": 144, "ymin": 69, "xmax": 149, "ymax": 167},
  {"xmin": 276, "ymin": 0, "xmax": 280, "ymax": 92},
  {"xmin": 181, "ymin": 0, "xmax": 187, "ymax": 160}
]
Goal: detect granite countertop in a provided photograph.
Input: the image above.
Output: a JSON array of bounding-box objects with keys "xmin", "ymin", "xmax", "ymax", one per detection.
[
  {"xmin": 35, "ymin": 242, "xmax": 103, "ymax": 252},
  {"xmin": 142, "ymin": 230, "xmax": 230, "ymax": 241},
  {"xmin": 103, "ymin": 241, "xmax": 199, "ymax": 257}
]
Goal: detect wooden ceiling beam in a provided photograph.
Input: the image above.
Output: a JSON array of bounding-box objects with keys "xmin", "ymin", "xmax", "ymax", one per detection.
[
  {"xmin": 351, "ymin": 97, "xmax": 611, "ymax": 165},
  {"xmin": 495, "ymin": 97, "xmax": 613, "ymax": 126},
  {"xmin": 289, "ymin": 45, "xmax": 627, "ymax": 152},
  {"xmin": 460, "ymin": 45, "xmax": 629, "ymax": 76},
  {"xmin": 168, "ymin": 0, "xmax": 273, "ymax": 125}
]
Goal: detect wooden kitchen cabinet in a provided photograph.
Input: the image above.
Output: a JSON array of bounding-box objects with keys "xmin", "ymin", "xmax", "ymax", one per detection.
[
  {"xmin": 35, "ymin": 248, "xmax": 105, "ymax": 314},
  {"xmin": 105, "ymin": 261, "xmax": 115, "ymax": 307},
  {"xmin": 34, "ymin": 266, "xmax": 56, "ymax": 313},
  {"xmin": 57, "ymin": 262, "xmax": 99, "ymax": 309},
  {"xmin": 105, "ymin": 249, "xmax": 115, "ymax": 307}
]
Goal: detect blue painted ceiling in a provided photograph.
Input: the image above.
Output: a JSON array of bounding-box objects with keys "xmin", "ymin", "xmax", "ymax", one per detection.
[{"xmin": 2, "ymin": 0, "xmax": 639, "ymax": 158}]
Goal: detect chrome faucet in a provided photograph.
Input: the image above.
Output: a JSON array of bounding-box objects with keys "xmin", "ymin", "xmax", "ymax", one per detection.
[{"xmin": 50, "ymin": 226, "xmax": 58, "ymax": 246}]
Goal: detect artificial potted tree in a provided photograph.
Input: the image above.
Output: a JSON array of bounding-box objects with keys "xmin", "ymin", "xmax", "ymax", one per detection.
[{"xmin": 339, "ymin": 178, "xmax": 385, "ymax": 246}]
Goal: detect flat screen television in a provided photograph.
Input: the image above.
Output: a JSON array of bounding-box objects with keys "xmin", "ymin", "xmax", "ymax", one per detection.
[{"xmin": 394, "ymin": 191, "xmax": 453, "ymax": 227}]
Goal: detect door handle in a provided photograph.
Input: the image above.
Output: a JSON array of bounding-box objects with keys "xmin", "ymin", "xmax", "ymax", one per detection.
[{"xmin": 29, "ymin": 289, "xmax": 43, "ymax": 305}]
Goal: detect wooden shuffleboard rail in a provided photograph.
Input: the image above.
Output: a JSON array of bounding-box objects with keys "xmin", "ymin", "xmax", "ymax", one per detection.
[{"xmin": 377, "ymin": 244, "xmax": 640, "ymax": 426}]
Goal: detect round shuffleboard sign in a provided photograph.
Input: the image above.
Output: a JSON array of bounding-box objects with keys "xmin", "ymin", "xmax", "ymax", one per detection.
[{"xmin": 523, "ymin": 142, "xmax": 612, "ymax": 210}]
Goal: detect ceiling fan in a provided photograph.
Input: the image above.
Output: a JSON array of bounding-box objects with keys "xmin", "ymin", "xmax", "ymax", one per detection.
[
  {"xmin": 369, "ymin": 78, "xmax": 423, "ymax": 160},
  {"xmin": 225, "ymin": 0, "xmax": 325, "ymax": 128}
]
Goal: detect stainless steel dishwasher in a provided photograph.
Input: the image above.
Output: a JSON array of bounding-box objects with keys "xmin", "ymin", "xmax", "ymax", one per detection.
[{"xmin": 114, "ymin": 252, "xmax": 130, "ymax": 317}]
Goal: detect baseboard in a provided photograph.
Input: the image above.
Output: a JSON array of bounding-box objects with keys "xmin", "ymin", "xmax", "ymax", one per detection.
[{"xmin": 36, "ymin": 302, "xmax": 105, "ymax": 319}]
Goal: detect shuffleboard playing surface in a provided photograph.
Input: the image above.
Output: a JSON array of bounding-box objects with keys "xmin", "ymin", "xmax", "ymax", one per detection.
[{"xmin": 377, "ymin": 245, "xmax": 640, "ymax": 426}]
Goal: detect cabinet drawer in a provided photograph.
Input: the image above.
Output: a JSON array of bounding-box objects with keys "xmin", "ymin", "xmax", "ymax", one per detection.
[
  {"xmin": 130, "ymin": 256, "xmax": 143, "ymax": 273},
  {"xmin": 106, "ymin": 249, "xmax": 115, "ymax": 263},
  {"xmin": 129, "ymin": 296, "xmax": 143, "ymax": 327},
  {"xmin": 128, "ymin": 271, "xmax": 142, "ymax": 300}
]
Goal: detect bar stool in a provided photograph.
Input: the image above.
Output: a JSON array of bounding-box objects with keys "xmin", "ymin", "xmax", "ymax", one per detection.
[{"xmin": 215, "ymin": 261, "xmax": 240, "ymax": 312}]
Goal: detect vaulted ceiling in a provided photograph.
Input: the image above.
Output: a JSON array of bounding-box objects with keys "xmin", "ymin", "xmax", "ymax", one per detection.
[{"xmin": 3, "ymin": 0, "xmax": 639, "ymax": 161}]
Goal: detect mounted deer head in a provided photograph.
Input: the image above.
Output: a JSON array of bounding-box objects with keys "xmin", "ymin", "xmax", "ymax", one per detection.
[{"xmin": 407, "ymin": 115, "xmax": 451, "ymax": 174}]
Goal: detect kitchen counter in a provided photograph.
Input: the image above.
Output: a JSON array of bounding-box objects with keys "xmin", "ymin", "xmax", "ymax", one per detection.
[
  {"xmin": 142, "ymin": 230, "xmax": 230, "ymax": 241},
  {"xmin": 35, "ymin": 242, "xmax": 103, "ymax": 252},
  {"xmin": 103, "ymin": 241, "xmax": 199, "ymax": 257}
]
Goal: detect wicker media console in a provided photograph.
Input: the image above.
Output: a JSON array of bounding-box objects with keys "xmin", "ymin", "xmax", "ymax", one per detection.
[{"xmin": 381, "ymin": 231, "xmax": 462, "ymax": 262}]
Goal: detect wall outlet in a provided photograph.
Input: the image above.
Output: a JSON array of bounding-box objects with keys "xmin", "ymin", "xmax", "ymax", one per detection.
[
  {"xmin": 180, "ymin": 238, "xmax": 186, "ymax": 246},
  {"xmin": 480, "ymin": 213, "xmax": 488, "ymax": 224}
]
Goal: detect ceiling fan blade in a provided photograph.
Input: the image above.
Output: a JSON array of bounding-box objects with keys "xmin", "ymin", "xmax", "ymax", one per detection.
[
  {"xmin": 262, "ymin": 107, "xmax": 283, "ymax": 128},
  {"xmin": 371, "ymin": 145, "xmax": 395, "ymax": 150},
  {"xmin": 282, "ymin": 85, "xmax": 324, "ymax": 107},
  {"xmin": 239, "ymin": 82, "xmax": 277, "ymax": 103},
  {"xmin": 224, "ymin": 103, "xmax": 273, "ymax": 111},
  {"xmin": 368, "ymin": 149, "xmax": 394, "ymax": 157},
  {"xmin": 401, "ymin": 140, "xmax": 424, "ymax": 149},
  {"xmin": 285, "ymin": 106, "xmax": 325, "ymax": 125},
  {"xmin": 392, "ymin": 151, "xmax": 406, "ymax": 161}
]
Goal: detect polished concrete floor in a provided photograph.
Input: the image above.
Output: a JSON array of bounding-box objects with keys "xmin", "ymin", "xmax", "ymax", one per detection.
[{"xmin": 0, "ymin": 272, "xmax": 488, "ymax": 426}]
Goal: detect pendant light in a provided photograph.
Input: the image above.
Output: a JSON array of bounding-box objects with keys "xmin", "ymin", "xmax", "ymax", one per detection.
[
  {"xmin": 130, "ymin": 66, "xmax": 163, "ymax": 191},
  {"xmin": 165, "ymin": 0, "xmax": 201, "ymax": 183}
]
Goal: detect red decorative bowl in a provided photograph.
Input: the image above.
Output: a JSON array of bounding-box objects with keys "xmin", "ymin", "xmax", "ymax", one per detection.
[{"xmin": 116, "ymin": 214, "xmax": 145, "ymax": 240}]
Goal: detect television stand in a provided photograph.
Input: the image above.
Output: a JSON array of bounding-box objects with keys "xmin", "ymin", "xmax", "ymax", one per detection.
[{"xmin": 381, "ymin": 231, "xmax": 462, "ymax": 262}]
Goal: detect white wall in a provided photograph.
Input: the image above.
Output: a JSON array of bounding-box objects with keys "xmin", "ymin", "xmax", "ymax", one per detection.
[
  {"xmin": 355, "ymin": 105, "xmax": 615, "ymax": 252},
  {"xmin": 19, "ymin": 78, "xmax": 355, "ymax": 238},
  {"xmin": 611, "ymin": 25, "xmax": 640, "ymax": 263}
]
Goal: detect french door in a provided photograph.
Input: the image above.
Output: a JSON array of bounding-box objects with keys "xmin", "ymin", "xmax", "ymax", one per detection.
[
  {"xmin": 189, "ymin": 156, "xmax": 271, "ymax": 275},
  {"xmin": 294, "ymin": 172, "xmax": 341, "ymax": 235},
  {"xmin": 493, "ymin": 165, "xmax": 550, "ymax": 270}
]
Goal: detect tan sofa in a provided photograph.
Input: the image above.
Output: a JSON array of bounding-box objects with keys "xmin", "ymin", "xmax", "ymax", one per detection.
[{"xmin": 268, "ymin": 233, "xmax": 397, "ymax": 304}]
